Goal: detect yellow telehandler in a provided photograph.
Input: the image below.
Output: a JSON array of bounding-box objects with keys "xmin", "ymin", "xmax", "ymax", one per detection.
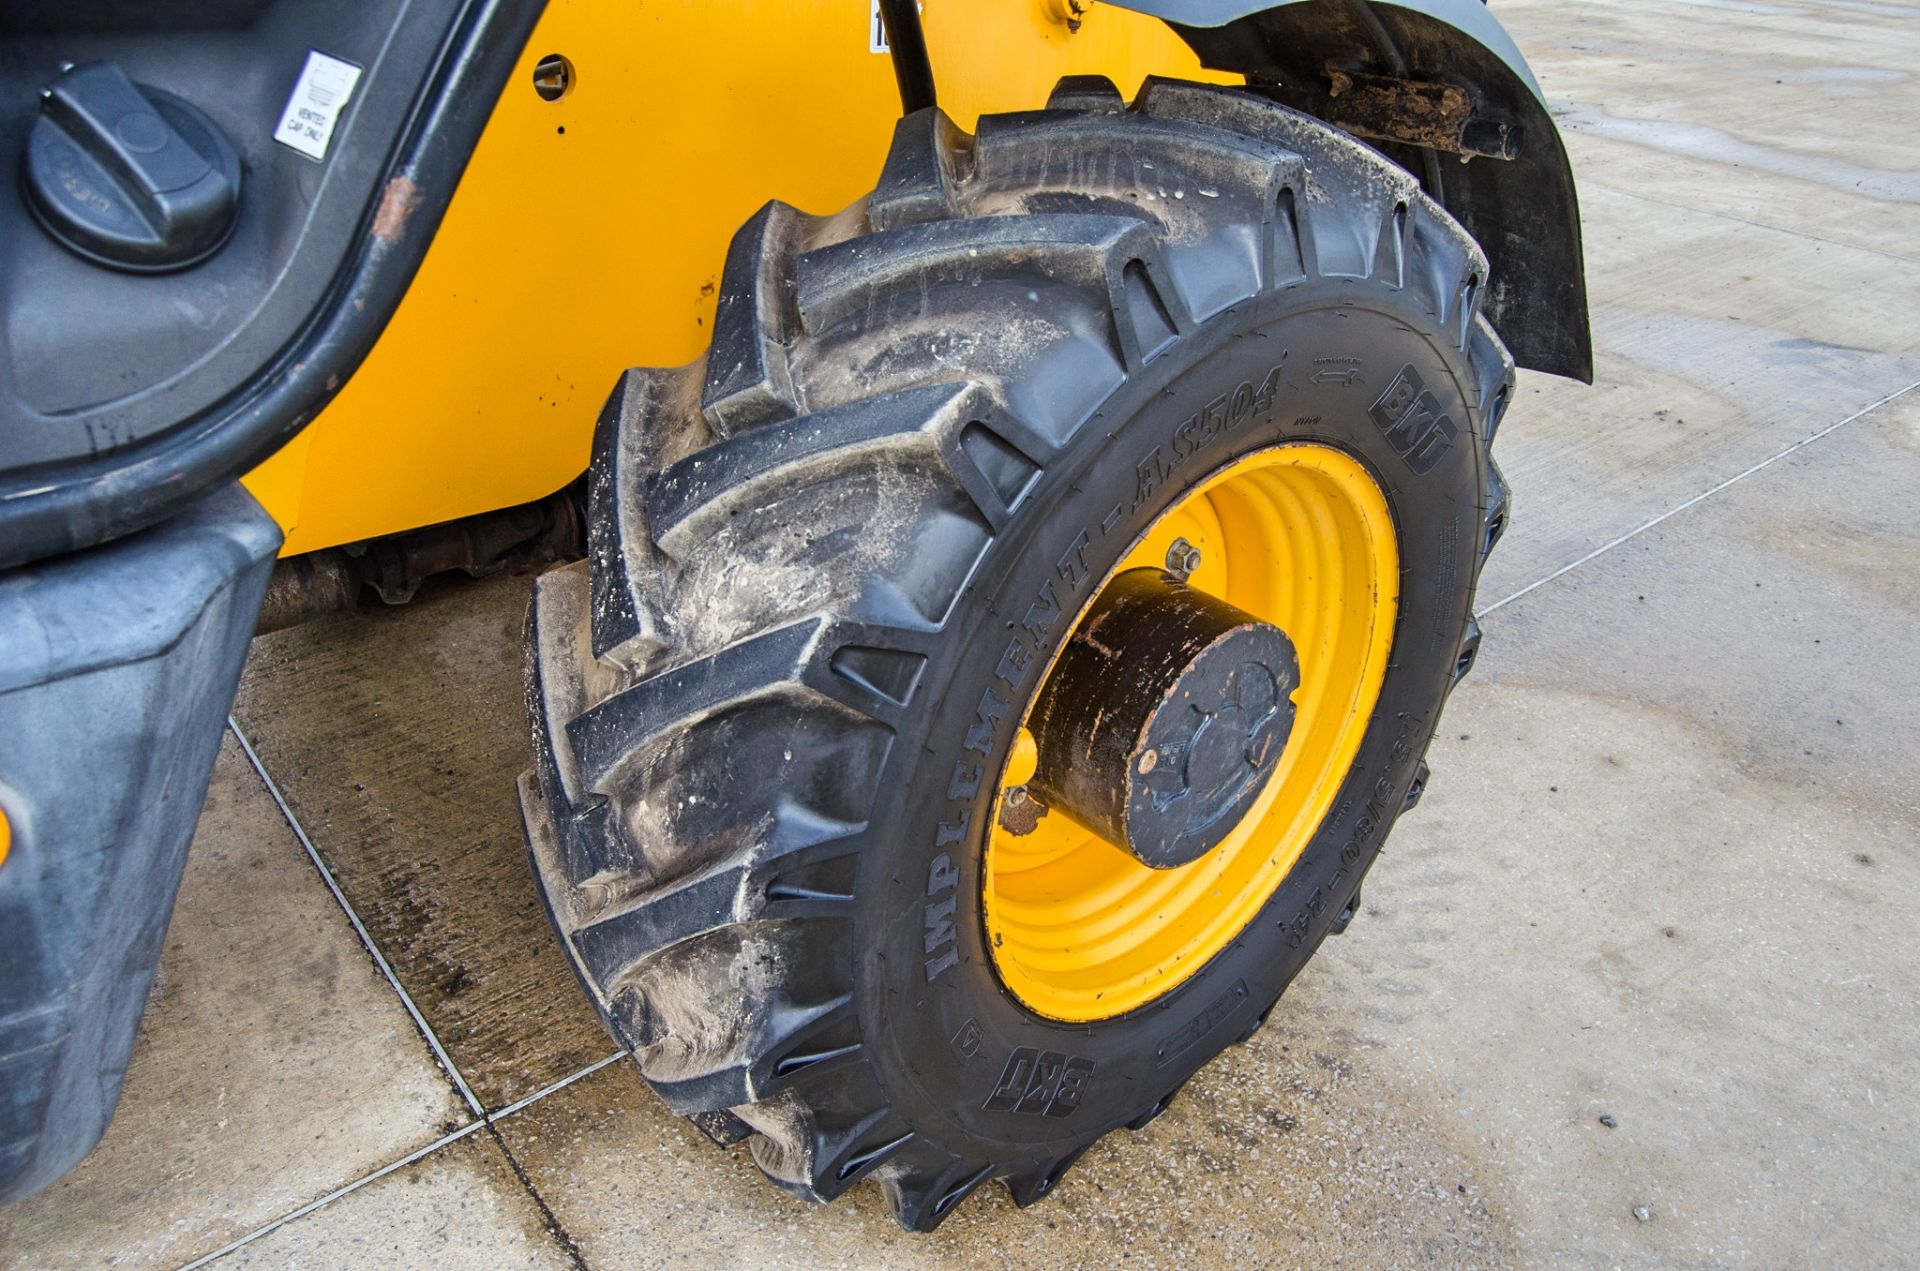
[{"xmin": 0, "ymin": 0, "xmax": 1587, "ymax": 1227}]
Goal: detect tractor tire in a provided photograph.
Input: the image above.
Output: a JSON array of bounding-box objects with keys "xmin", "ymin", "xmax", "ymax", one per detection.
[{"xmin": 521, "ymin": 76, "xmax": 1512, "ymax": 1231}]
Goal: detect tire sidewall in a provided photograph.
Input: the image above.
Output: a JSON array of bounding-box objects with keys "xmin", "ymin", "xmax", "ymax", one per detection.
[{"xmin": 860, "ymin": 283, "xmax": 1485, "ymax": 1158}]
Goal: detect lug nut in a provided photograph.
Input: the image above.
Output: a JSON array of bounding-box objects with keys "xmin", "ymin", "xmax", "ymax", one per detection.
[
  {"xmin": 1165, "ymin": 537, "xmax": 1202, "ymax": 579},
  {"xmin": 998, "ymin": 785, "xmax": 1047, "ymax": 836}
]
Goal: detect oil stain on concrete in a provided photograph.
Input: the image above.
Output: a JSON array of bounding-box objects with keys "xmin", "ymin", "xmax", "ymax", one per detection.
[{"xmin": 233, "ymin": 576, "xmax": 616, "ymax": 1112}]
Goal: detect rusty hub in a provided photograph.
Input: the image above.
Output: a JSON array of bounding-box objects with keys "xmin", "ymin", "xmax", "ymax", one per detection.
[{"xmin": 1024, "ymin": 568, "xmax": 1300, "ymax": 870}]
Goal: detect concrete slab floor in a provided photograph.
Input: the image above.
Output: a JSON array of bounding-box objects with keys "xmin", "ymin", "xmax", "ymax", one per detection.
[
  {"xmin": 230, "ymin": 577, "xmax": 616, "ymax": 1113},
  {"xmin": 1386, "ymin": 395, "xmax": 1920, "ymax": 1267},
  {"xmin": 5, "ymin": 0, "xmax": 1918, "ymax": 1266},
  {"xmin": 212, "ymin": 1132, "xmax": 574, "ymax": 1271},
  {"xmin": 1509, "ymin": 0, "xmax": 1920, "ymax": 259},
  {"xmin": 0, "ymin": 740, "xmax": 465, "ymax": 1268}
]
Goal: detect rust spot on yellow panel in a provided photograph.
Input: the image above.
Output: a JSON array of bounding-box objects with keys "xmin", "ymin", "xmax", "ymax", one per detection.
[{"xmin": 369, "ymin": 176, "xmax": 423, "ymax": 246}]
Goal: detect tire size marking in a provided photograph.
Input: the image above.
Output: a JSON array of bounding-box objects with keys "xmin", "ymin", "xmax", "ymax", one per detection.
[
  {"xmin": 1157, "ymin": 978, "xmax": 1249, "ymax": 1068},
  {"xmin": 1286, "ymin": 723, "xmax": 1419, "ymax": 949},
  {"xmin": 1129, "ymin": 363, "xmax": 1285, "ymax": 512},
  {"xmin": 983, "ymin": 1047, "xmax": 1096, "ymax": 1118},
  {"xmin": 1369, "ymin": 364, "xmax": 1458, "ymax": 475}
]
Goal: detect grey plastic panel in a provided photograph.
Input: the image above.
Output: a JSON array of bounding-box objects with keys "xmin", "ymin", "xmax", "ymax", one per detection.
[{"xmin": 0, "ymin": 483, "xmax": 279, "ymax": 1205}]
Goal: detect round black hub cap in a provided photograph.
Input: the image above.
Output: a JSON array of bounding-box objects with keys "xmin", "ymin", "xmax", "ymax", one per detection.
[{"xmin": 1027, "ymin": 569, "xmax": 1300, "ymax": 869}]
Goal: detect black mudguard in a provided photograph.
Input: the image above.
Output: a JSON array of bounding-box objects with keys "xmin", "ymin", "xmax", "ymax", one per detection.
[{"xmin": 1111, "ymin": 0, "xmax": 1592, "ymax": 383}]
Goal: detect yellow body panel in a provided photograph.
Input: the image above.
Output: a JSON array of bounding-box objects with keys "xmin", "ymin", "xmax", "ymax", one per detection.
[{"xmin": 245, "ymin": 0, "xmax": 1233, "ymax": 553}]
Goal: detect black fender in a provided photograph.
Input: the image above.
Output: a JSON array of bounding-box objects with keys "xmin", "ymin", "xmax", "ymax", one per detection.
[{"xmin": 1111, "ymin": 0, "xmax": 1592, "ymax": 382}]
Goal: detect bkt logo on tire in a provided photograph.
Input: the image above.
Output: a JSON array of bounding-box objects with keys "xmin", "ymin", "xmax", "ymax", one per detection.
[
  {"xmin": 1369, "ymin": 364, "xmax": 1459, "ymax": 474},
  {"xmin": 983, "ymin": 1048, "xmax": 1096, "ymax": 1118}
]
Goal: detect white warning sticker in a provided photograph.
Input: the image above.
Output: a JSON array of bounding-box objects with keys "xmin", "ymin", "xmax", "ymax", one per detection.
[{"xmin": 273, "ymin": 50, "xmax": 363, "ymax": 162}]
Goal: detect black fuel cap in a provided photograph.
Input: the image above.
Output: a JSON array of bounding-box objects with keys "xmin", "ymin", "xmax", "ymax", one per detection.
[{"xmin": 22, "ymin": 60, "xmax": 241, "ymax": 272}]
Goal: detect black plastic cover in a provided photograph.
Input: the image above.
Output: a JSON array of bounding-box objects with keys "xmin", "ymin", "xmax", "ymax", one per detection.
[
  {"xmin": 0, "ymin": 483, "xmax": 279, "ymax": 1206},
  {"xmin": 0, "ymin": 0, "xmax": 545, "ymax": 570}
]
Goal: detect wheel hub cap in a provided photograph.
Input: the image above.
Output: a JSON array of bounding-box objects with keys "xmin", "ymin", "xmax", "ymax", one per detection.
[{"xmin": 1025, "ymin": 569, "xmax": 1300, "ymax": 870}]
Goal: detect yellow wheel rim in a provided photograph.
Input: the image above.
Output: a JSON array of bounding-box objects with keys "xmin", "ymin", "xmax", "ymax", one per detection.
[{"xmin": 984, "ymin": 443, "xmax": 1399, "ymax": 1021}]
